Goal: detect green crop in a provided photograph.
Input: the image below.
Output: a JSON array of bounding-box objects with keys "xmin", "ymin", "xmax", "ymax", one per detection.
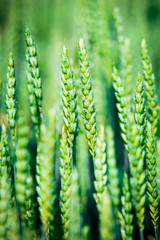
[
  {"xmin": 0, "ymin": 124, "xmax": 9, "ymax": 171},
  {"xmin": 106, "ymin": 125, "xmax": 120, "ymax": 209},
  {"xmin": 126, "ymin": 73, "xmax": 146, "ymax": 238},
  {"xmin": 61, "ymin": 45, "xmax": 78, "ymax": 147},
  {"xmin": 25, "ymin": 26, "xmax": 42, "ymax": 138},
  {"xmin": 127, "ymin": 111, "xmax": 146, "ymax": 237},
  {"xmin": 6, "ymin": 52, "xmax": 16, "ymax": 142},
  {"xmin": 141, "ymin": 39, "xmax": 158, "ymax": 135},
  {"xmin": 1, "ymin": 1, "xmax": 160, "ymax": 240},
  {"xmin": 146, "ymin": 122, "xmax": 159, "ymax": 238},
  {"xmin": 79, "ymin": 38, "xmax": 97, "ymax": 156},
  {"xmin": 0, "ymin": 125, "xmax": 11, "ymax": 240},
  {"xmin": 0, "ymin": 166, "xmax": 11, "ymax": 240},
  {"xmin": 112, "ymin": 67, "xmax": 128, "ymax": 150},
  {"xmin": 36, "ymin": 110, "xmax": 57, "ymax": 237},
  {"xmin": 118, "ymin": 171, "xmax": 133, "ymax": 240},
  {"xmin": 15, "ymin": 115, "xmax": 34, "ymax": 222},
  {"xmin": 60, "ymin": 125, "xmax": 72, "ymax": 239},
  {"xmin": 93, "ymin": 125, "xmax": 107, "ymax": 208},
  {"xmin": 25, "ymin": 26, "xmax": 42, "ymax": 116}
]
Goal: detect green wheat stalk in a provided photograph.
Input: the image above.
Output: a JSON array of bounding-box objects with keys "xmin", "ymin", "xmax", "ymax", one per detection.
[
  {"xmin": 16, "ymin": 115, "xmax": 30, "ymax": 219},
  {"xmin": 0, "ymin": 124, "xmax": 10, "ymax": 171},
  {"xmin": 127, "ymin": 73, "xmax": 146, "ymax": 238},
  {"xmin": 60, "ymin": 125, "xmax": 72, "ymax": 239},
  {"xmin": 15, "ymin": 114, "xmax": 34, "ymax": 226},
  {"xmin": 25, "ymin": 26, "xmax": 42, "ymax": 138},
  {"xmin": 156, "ymin": 139, "xmax": 160, "ymax": 197},
  {"xmin": 0, "ymin": 124, "xmax": 12, "ymax": 239},
  {"xmin": 25, "ymin": 169, "xmax": 34, "ymax": 229},
  {"xmin": 118, "ymin": 171, "xmax": 133, "ymax": 240},
  {"xmin": 93, "ymin": 125, "xmax": 107, "ymax": 209},
  {"xmin": 134, "ymin": 73, "xmax": 146, "ymax": 236},
  {"xmin": 106, "ymin": 125, "xmax": 120, "ymax": 209},
  {"xmin": 61, "ymin": 45, "xmax": 78, "ymax": 147},
  {"xmin": 36, "ymin": 119, "xmax": 57, "ymax": 238},
  {"xmin": 141, "ymin": 39, "xmax": 158, "ymax": 135},
  {"xmin": 146, "ymin": 121, "xmax": 159, "ymax": 239},
  {"xmin": 127, "ymin": 113, "xmax": 146, "ymax": 238},
  {"xmin": 71, "ymin": 53, "xmax": 84, "ymax": 134},
  {"xmin": 0, "ymin": 166, "xmax": 12, "ymax": 240},
  {"xmin": 0, "ymin": 124, "xmax": 21, "ymax": 237},
  {"xmin": 112, "ymin": 67, "xmax": 128, "ymax": 150},
  {"xmin": 5, "ymin": 51, "xmax": 20, "ymax": 232},
  {"xmin": 25, "ymin": 26, "xmax": 42, "ymax": 116},
  {"xmin": 6, "ymin": 51, "xmax": 16, "ymax": 142},
  {"xmin": 78, "ymin": 38, "xmax": 97, "ymax": 156},
  {"xmin": 25, "ymin": 47, "xmax": 39, "ymax": 134}
]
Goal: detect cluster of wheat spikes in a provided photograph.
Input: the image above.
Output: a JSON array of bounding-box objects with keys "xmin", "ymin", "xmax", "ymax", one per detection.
[{"xmin": 1, "ymin": 4, "xmax": 160, "ymax": 240}]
